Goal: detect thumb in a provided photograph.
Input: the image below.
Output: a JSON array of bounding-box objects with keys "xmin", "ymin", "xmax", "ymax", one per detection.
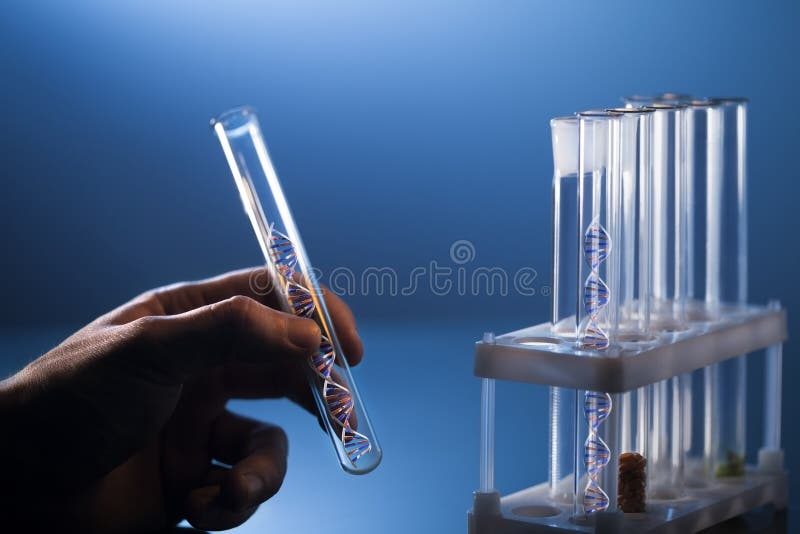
[{"xmin": 130, "ymin": 295, "xmax": 321, "ymax": 382}]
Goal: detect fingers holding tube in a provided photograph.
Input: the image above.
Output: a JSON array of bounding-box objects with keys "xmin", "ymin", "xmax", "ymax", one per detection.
[
  {"xmin": 129, "ymin": 295, "xmax": 320, "ymax": 384},
  {"xmin": 114, "ymin": 268, "xmax": 363, "ymax": 367},
  {"xmin": 153, "ymin": 267, "xmax": 285, "ymax": 315},
  {"xmin": 108, "ymin": 267, "xmax": 283, "ymax": 324}
]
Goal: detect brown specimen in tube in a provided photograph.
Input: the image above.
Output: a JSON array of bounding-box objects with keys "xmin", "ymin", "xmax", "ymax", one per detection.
[{"xmin": 618, "ymin": 452, "xmax": 646, "ymax": 513}]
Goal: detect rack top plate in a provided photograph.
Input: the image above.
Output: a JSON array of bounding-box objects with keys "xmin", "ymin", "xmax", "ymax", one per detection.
[{"xmin": 473, "ymin": 304, "xmax": 786, "ymax": 392}]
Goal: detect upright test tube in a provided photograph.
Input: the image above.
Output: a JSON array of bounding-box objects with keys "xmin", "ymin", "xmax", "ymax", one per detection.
[
  {"xmin": 647, "ymin": 376, "xmax": 684, "ymax": 498},
  {"xmin": 710, "ymin": 97, "xmax": 748, "ymax": 305},
  {"xmin": 606, "ymin": 107, "xmax": 654, "ymax": 513},
  {"xmin": 685, "ymin": 100, "xmax": 725, "ymax": 315},
  {"xmin": 682, "ymin": 367, "xmax": 714, "ymax": 487},
  {"xmin": 708, "ymin": 98, "xmax": 749, "ymax": 479},
  {"xmin": 712, "ymin": 356, "xmax": 746, "ymax": 478},
  {"xmin": 212, "ymin": 107, "xmax": 381, "ymax": 474},
  {"xmin": 573, "ymin": 111, "xmax": 622, "ymax": 518},
  {"xmin": 647, "ymin": 103, "xmax": 688, "ymax": 330},
  {"xmin": 551, "ymin": 116, "xmax": 580, "ymax": 339},
  {"xmin": 549, "ymin": 386, "xmax": 576, "ymax": 502},
  {"xmin": 617, "ymin": 386, "xmax": 648, "ymax": 512},
  {"xmin": 759, "ymin": 301, "xmax": 784, "ymax": 473},
  {"xmin": 577, "ymin": 111, "xmax": 622, "ymax": 351},
  {"xmin": 622, "ymin": 100, "xmax": 688, "ymax": 497},
  {"xmin": 682, "ymin": 100, "xmax": 724, "ymax": 486},
  {"xmin": 549, "ymin": 116, "xmax": 579, "ymax": 502},
  {"xmin": 605, "ymin": 107, "xmax": 654, "ymax": 338}
]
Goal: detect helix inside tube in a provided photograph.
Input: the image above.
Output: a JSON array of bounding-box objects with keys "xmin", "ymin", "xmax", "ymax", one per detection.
[{"xmin": 212, "ymin": 107, "xmax": 381, "ymax": 474}]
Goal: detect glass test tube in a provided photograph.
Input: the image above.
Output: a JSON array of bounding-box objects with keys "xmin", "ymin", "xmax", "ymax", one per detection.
[
  {"xmin": 647, "ymin": 103, "xmax": 688, "ymax": 330},
  {"xmin": 577, "ymin": 111, "xmax": 622, "ymax": 351},
  {"xmin": 762, "ymin": 302, "xmax": 783, "ymax": 459},
  {"xmin": 548, "ymin": 117, "xmax": 580, "ymax": 504},
  {"xmin": 759, "ymin": 339, "xmax": 784, "ymax": 473},
  {"xmin": 606, "ymin": 107, "xmax": 653, "ymax": 513},
  {"xmin": 647, "ymin": 376, "xmax": 684, "ymax": 499},
  {"xmin": 618, "ymin": 386, "xmax": 649, "ymax": 459},
  {"xmin": 606, "ymin": 108, "xmax": 654, "ymax": 338},
  {"xmin": 712, "ymin": 357, "xmax": 746, "ymax": 478},
  {"xmin": 764, "ymin": 335, "xmax": 782, "ymax": 452},
  {"xmin": 212, "ymin": 107, "xmax": 381, "ymax": 474},
  {"xmin": 682, "ymin": 367, "xmax": 714, "ymax": 486},
  {"xmin": 549, "ymin": 386, "xmax": 576, "ymax": 503},
  {"xmin": 617, "ymin": 385, "xmax": 648, "ymax": 512},
  {"xmin": 574, "ymin": 390, "xmax": 622, "ymax": 517},
  {"xmin": 711, "ymin": 97, "xmax": 748, "ymax": 305},
  {"xmin": 551, "ymin": 116, "xmax": 580, "ymax": 339},
  {"xmin": 685, "ymin": 100, "xmax": 725, "ymax": 316},
  {"xmin": 573, "ymin": 111, "xmax": 621, "ymax": 518},
  {"xmin": 708, "ymin": 98, "xmax": 749, "ymax": 479},
  {"xmin": 682, "ymin": 100, "xmax": 724, "ymax": 486}
]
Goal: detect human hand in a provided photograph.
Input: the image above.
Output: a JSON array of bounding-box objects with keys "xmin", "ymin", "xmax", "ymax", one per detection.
[{"xmin": 0, "ymin": 267, "xmax": 363, "ymax": 532}]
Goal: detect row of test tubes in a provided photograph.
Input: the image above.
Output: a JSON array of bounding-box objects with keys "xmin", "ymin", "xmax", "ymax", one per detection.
[{"xmin": 548, "ymin": 94, "xmax": 760, "ymax": 517}]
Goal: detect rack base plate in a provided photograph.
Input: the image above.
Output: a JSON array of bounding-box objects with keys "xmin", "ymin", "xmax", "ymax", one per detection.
[{"xmin": 468, "ymin": 468, "xmax": 787, "ymax": 534}]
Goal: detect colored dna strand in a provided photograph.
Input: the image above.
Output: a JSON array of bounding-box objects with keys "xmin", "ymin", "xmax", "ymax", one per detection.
[
  {"xmin": 582, "ymin": 218, "xmax": 612, "ymax": 514},
  {"xmin": 584, "ymin": 391, "xmax": 612, "ymax": 514},
  {"xmin": 268, "ymin": 229, "xmax": 372, "ymax": 464},
  {"xmin": 582, "ymin": 220, "xmax": 610, "ymax": 350}
]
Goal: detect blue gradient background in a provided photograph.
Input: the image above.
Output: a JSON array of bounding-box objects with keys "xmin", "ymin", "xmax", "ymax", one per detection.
[{"xmin": 1, "ymin": 0, "xmax": 798, "ymax": 531}]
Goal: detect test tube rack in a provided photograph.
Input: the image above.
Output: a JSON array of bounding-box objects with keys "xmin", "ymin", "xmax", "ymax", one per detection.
[
  {"xmin": 468, "ymin": 96, "xmax": 787, "ymax": 533},
  {"xmin": 468, "ymin": 304, "xmax": 787, "ymax": 533}
]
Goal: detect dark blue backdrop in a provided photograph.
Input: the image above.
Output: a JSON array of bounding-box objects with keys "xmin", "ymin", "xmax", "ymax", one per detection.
[{"xmin": 1, "ymin": 1, "xmax": 798, "ymax": 531}]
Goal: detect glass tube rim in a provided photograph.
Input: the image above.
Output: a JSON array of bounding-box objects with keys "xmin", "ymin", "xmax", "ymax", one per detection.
[
  {"xmin": 605, "ymin": 107, "xmax": 655, "ymax": 114},
  {"xmin": 577, "ymin": 109, "xmax": 623, "ymax": 119},
  {"xmin": 709, "ymin": 96, "xmax": 750, "ymax": 105},
  {"xmin": 644, "ymin": 102, "xmax": 688, "ymax": 111},
  {"xmin": 685, "ymin": 99, "xmax": 721, "ymax": 108},
  {"xmin": 210, "ymin": 105, "xmax": 257, "ymax": 134},
  {"xmin": 551, "ymin": 115, "xmax": 579, "ymax": 125},
  {"xmin": 657, "ymin": 92, "xmax": 693, "ymax": 103}
]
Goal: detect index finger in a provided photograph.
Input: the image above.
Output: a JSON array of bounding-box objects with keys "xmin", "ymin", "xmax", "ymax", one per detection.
[
  {"xmin": 114, "ymin": 267, "xmax": 363, "ymax": 364},
  {"xmin": 153, "ymin": 267, "xmax": 283, "ymax": 315},
  {"xmin": 153, "ymin": 270, "xmax": 364, "ymax": 365}
]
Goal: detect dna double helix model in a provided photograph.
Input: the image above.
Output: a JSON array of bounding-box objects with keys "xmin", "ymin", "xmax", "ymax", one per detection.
[
  {"xmin": 268, "ymin": 228, "xmax": 372, "ymax": 464},
  {"xmin": 582, "ymin": 219, "xmax": 610, "ymax": 350},
  {"xmin": 582, "ymin": 218, "xmax": 612, "ymax": 514}
]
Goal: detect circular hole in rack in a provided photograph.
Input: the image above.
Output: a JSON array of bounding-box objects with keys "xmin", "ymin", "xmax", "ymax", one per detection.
[
  {"xmin": 686, "ymin": 308, "xmax": 717, "ymax": 322},
  {"xmin": 514, "ymin": 336, "xmax": 563, "ymax": 347},
  {"xmin": 651, "ymin": 320, "xmax": 690, "ymax": 334},
  {"xmin": 618, "ymin": 333, "xmax": 658, "ymax": 344},
  {"xmin": 512, "ymin": 505, "xmax": 561, "ymax": 518}
]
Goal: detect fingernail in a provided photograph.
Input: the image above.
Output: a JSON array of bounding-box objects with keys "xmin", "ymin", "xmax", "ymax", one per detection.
[
  {"xmin": 288, "ymin": 317, "xmax": 320, "ymax": 350},
  {"xmin": 244, "ymin": 474, "xmax": 264, "ymax": 499}
]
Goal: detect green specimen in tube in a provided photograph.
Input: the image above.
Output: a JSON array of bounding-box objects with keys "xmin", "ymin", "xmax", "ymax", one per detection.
[{"xmin": 715, "ymin": 450, "xmax": 745, "ymax": 478}]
